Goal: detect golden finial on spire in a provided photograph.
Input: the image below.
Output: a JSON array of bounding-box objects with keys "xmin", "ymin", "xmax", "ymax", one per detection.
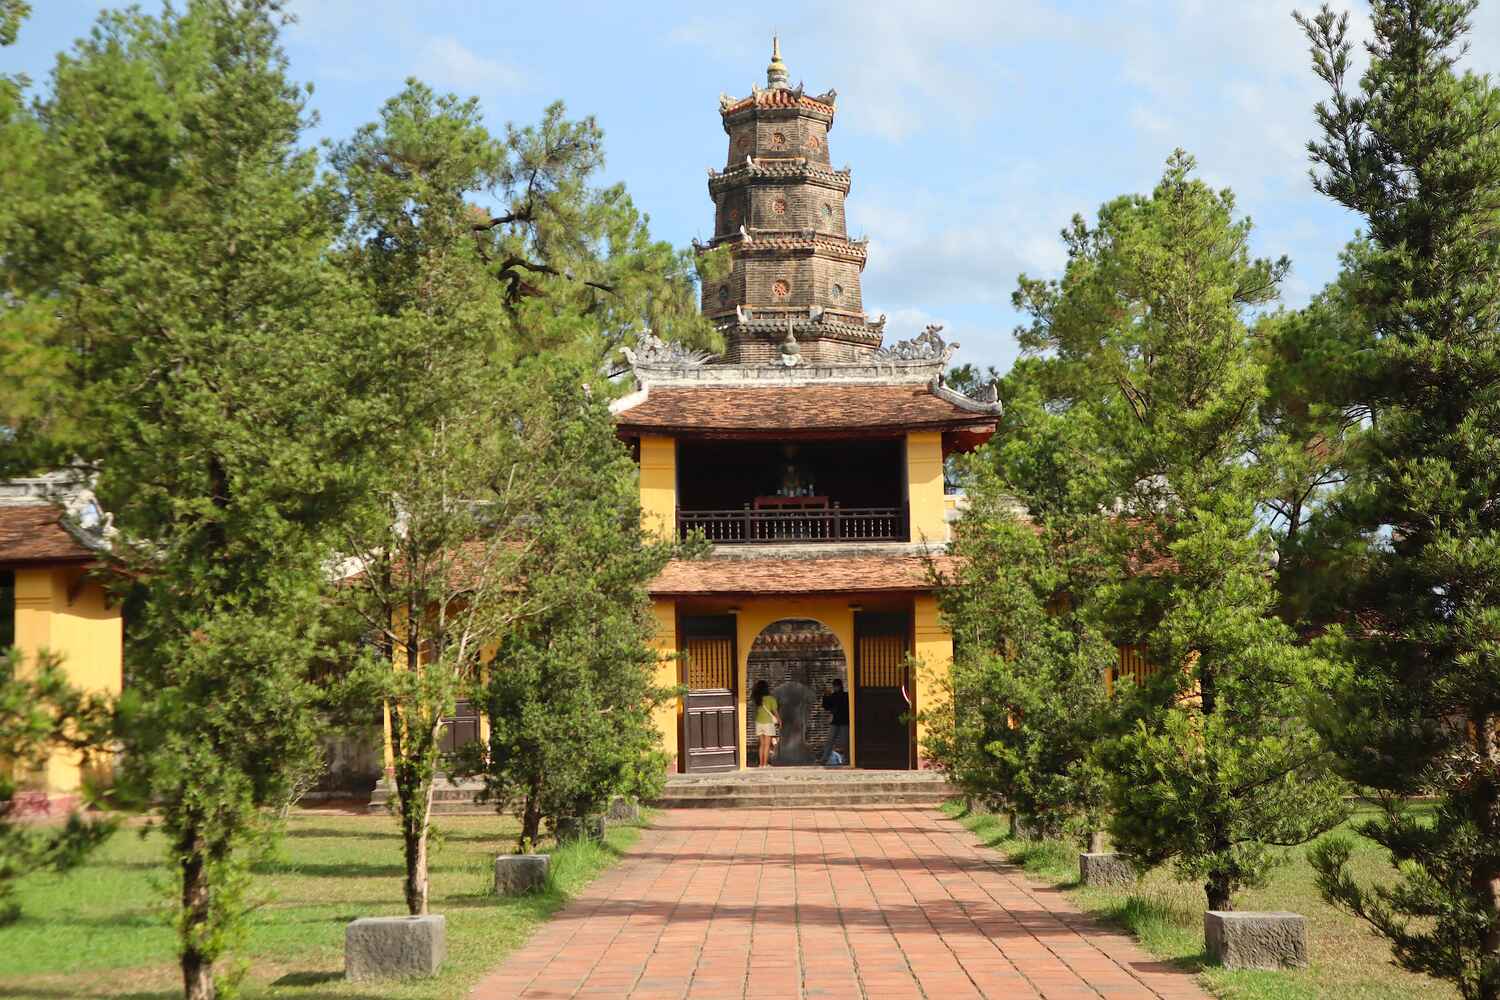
[{"xmin": 766, "ymin": 35, "xmax": 789, "ymax": 89}]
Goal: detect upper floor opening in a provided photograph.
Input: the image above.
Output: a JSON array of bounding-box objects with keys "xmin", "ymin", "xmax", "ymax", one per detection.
[{"xmin": 676, "ymin": 438, "xmax": 906, "ymax": 544}]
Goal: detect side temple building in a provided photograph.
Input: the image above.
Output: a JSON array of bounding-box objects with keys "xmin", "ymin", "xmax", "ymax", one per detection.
[{"xmin": 612, "ymin": 42, "xmax": 1001, "ymax": 774}]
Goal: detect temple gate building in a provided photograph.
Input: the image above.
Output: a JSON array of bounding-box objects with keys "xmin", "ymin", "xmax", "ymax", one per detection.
[{"xmin": 613, "ymin": 41, "xmax": 1001, "ymax": 773}]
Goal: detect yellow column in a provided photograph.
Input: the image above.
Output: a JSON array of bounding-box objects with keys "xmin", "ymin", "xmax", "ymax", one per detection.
[
  {"xmin": 649, "ymin": 598, "xmax": 680, "ymax": 772},
  {"xmin": 912, "ymin": 594, "xmax": 952, "ymax": 769},
  {"xmin": 906, "ymin": 431, "xmax": 947, "ymax": 544},
  {"xmin": 639, "ymin": 435, "xmax": 677, "ymax": 541}
]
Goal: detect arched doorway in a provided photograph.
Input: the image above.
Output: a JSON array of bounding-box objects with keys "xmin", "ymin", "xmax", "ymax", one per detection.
[{"xmin": 745, "ymin": 619, "xmax": 848, "ymax": 766}]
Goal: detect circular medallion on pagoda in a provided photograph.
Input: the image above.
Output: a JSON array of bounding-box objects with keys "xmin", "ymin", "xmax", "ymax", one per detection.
[
  {"xmin": 806, "ymin": 132, "xmax": 823, "ymax": 151},
  {"xmin": 772, "ymin": 279, "xmax": 790, "ymax": 299},
  {"xmin": 772, "ymin": 197, "xmax": 787, "ymax": 216},
  {"xmin": 770, "ymin": 131, "xmax": 787, "ymax": 149}
]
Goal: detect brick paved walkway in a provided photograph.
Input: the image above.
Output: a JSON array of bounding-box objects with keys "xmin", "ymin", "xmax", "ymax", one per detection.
[{"xmin": 470, "ymin": 807, "xmax": 1208, "ymax": 1000}]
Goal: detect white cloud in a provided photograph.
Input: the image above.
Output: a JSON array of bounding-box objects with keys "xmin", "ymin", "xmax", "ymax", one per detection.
[
  {"xmin": 669, "ymin": 0, "xmax": 1068, "ymax": 142},
  {"xmin": 414, "ymin": 36, "xmax": 525, "ymax": 93}
]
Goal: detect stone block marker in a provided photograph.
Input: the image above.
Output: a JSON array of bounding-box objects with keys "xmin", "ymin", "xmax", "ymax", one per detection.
[
  {"xmin": 345, "ymin": 914, "xmax": 446, "ymax": 981},
  {"xmin": 556, "ymin": 815, "xmax": 605, "ymax": 842},
  {"xmin": 1079, "ymin": 851, "xmax": 1135, "ymax": 888},
  {"xmin": 607, "ymin": 796, "xmax": 639, "ymax": 822},
  {"xmin": 1205, "ymin": 911, "xmax": 1308, "ymax": 970},
  {"xmin": 494, "ymin": 853, "xmax": 549, "ymax": 895}
]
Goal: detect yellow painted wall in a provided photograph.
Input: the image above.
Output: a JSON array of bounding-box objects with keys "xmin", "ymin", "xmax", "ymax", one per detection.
[
  {"xmin": 10, "ymin": 566, "xmax": 123, "ymax": 794},
  {"xmin": 648, "ymin": 598, "xmax": 681, "ymax": 770},
  {"xmin": 912, "ymin": 594, "xmax": 952, "ymax": 768},
  {"xmin": 906, "ymin": 431, "xmax": 947, "ymax": 544},
  {"xmin": 639, "ymin": 435, "xmax": 677, "ymax": 541}
]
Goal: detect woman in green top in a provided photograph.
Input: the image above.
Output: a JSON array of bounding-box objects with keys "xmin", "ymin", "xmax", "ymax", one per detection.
[{"xmin": 752, "ymin": 679, "xmax": 780, "ymax": 767}]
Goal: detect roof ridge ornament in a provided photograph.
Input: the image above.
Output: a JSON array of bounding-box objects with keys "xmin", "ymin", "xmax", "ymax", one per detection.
[
  {"xmin": 779, "ymin": 320, "xmax": 802, "ymax": 366},
  {"xmin": 876, "ymin": 323, "xmax": 957, "ymax": 363},
  {"xmin": 622, "ymin": 330, "xmax": 712, "ymax": 369},
  {"xmin": 767, "ymin": 35, "xmax": 790, "ymax": 89}
]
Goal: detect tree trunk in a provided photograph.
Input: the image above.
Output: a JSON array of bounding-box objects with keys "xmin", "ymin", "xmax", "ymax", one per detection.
[
  {"xmin": 1205, "ymin": 869, "xmax": 1233, "ymax": 912},
  {"xmin": 180, "ymin": 829, "xmax": 215, "ymax": 1000},
  {"xmin": 403, "ymin": 824, "xmax": 428, "ymax": 915},
  {"xmin": 519, "ymin": 771, "xmax": 544, "ymax": 850}
]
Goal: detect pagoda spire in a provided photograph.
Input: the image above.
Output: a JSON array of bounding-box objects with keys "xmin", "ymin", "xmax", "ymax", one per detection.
[{"xmin": 766, "ymin": 36, "xmax": 789, "ymax": 89}]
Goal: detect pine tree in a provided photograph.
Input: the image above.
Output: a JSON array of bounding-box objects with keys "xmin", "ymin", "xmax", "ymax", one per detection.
[
  {"xmin": 1016, "ymin": 152, "xmax": 1347, "ymax": 914},
  {"xmin": 931, "ymin": 386, "xmax": 1119, "ymax": 845},
  {"xmin": 1299, "ymin": 3, "xmax": 1500, "ymax": 995},
  {"xmin": 470, "ymin": 361, "xmax": 682, "ymax": 850},
  {"xmin": 3, "ymin": 4, "xmax": 378, "ymax": 996}
]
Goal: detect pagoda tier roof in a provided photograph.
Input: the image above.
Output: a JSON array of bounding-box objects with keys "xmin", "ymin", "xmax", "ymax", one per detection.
[
  {"xmin": 704, "ymin": 230, "xmax": 869, "ymax": 264},
  {"xmin": 719, "ymin": 86, "xmax": 837, "ymax": 122},
  {"xmin": 708, "ymin": 306, "xmax": 884, "ymax": 345},
  {"xmin": 649, "ymin": 552, "xmax": 957, "ymax": 597},
  {"xmin": 611, "ymin": 381, "xmax": 1000, "ymax": 439},
  {"xmin": 708, "ymin": 160, "xmax": 851, "ymax": 194}
]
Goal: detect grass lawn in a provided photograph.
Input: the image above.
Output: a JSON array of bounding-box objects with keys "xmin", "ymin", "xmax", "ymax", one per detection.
[
  {"xmin": 943, "ymin": 803, "xmax": 1456, "ymax": 1000},
  {"xmin": 0, "ymin": 806, "xmax": 645, "ymax": 1000}
]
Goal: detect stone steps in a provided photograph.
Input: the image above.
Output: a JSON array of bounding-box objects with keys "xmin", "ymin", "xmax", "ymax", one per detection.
[
  {"xmin": 652, "ymin": 771, "xmax": 952, "ymax": 810},
  {"xmin": 653, "ymin": 789, "xmax": 950, "ymax": 809}
]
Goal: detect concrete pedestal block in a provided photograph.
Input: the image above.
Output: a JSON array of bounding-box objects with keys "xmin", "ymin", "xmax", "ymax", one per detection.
[
  {"xmin": 607, "ymin": 797, "xmax": 639, "ymax": 823},
  {"xmin": 1205, "ymin": 911, "xmax": 1308, "ymax": 970},
  {"xmin": 345, "ymin": 914, "xmax": 446, "ymax": 981},
  {"xmin": 494, "ymin": 854, "xmax": 549, "ymax": 895},
  {"xmin": 556, "ymin": 815, "xmax": 605, "ymax": 842},
  {"xmin": 1079, "ymin": 852, "xmax": 1135, "ymax": 888}
]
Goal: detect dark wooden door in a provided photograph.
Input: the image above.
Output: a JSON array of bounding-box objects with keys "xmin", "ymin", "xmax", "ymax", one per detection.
[
  {"xmin": 854, "ymin": 617, "xmax": 912, "ymax": 770},
  {"xmin": 439, "ymin": 699, "xmax": 481, "ymax": 759},
  {"xmin": 681, "ymin": 617, "xmax": 738, "ymax": 772}
]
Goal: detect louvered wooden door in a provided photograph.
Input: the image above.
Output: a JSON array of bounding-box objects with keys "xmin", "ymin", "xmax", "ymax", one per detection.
[
  {"xmin": 854, "ymin": 617, "xmax": 912, "ymax": 770},
  {"xmin": 681, "ymin": 619, "xmax": 738, "ymax": 772}
]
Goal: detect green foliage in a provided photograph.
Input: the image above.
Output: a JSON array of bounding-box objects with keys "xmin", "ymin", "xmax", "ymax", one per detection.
[
  {"xmin": 2, "ymin": 3, "xmax": 384, "ymax": 996},
  {"xmin": 930, "ymin": 458, "xmax": 1119, "ymax": 843},
  {"xmin": 1014, "ymin": 151, "xmax": 1346, "ymax": 911},
  {"xmin": 466, "ymin": 362, "xmax": 686, "ymax": 850},
  {"xmin": 1298, "ymin": 2, "xmax": 1500, "ymax": 995},
  {"xmin": 0, "ymin": 650, "xmax": 115, "ymax": 925}
]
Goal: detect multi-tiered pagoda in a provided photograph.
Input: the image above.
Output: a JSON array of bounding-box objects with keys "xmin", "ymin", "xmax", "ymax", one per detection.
[{"xmin": 614, "ymin": 41, "xmax": 1002, "ymax": 773}]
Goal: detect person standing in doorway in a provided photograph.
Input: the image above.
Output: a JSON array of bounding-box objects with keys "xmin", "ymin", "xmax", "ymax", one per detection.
[
  {"xmin": 752, "ymin": 680, "xmax": 780, "ymax": 767},
  {"xmin": 821, "ymin": 678, "xmax": 850, "ymax": 766}
]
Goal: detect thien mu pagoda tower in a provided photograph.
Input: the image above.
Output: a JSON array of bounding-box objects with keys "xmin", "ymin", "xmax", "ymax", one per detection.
[{"xmin": 613, "ymin": 41, "xmax": 1002, "ymax": 773}]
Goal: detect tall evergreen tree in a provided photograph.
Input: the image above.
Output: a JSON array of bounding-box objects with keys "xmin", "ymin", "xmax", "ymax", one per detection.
[
  {"xmin": 469, "ymin": 361, "xmax": 682, "ymax": 850},
  {"xmin": 930, "ymin": 381, "xmax": 1120, "ymax": 845},
  {"xmin": 3, "ymin": 4, "xmax": 379, "ymax": 996},
  {"xmin": 1299, "ymin": 4, "xmax": 1500, "ymax": 995},
  {"xmin": 1016, "ymin": 153, "xmax": 1347, "ymax": 914}
]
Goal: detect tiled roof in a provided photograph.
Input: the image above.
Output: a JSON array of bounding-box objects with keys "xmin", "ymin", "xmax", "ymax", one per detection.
[
  {"xmin": 721, "ymin": 91, "xmax": 836, "ymax": 116},
  {"xmin": 649, "ymin": 554, "xmax": 959, "ymax": 596},
  {"xmin": 0, "ymin": 505, "xmax": 96, "ymax": 564},
  {"xmin": 613, "ymin": 384, "xmax": 1000, "ymax": 435}
]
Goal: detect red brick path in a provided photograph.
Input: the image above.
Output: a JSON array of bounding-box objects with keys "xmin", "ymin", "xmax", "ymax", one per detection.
[{"xmin": 470, "ymin": 807, "xmax": 1208, "ymax": 1000}]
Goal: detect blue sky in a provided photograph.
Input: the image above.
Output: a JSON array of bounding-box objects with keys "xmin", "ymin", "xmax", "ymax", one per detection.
[{"xmin": 10, "ymin": 2, "xmax": 1499, "ymax": 372}]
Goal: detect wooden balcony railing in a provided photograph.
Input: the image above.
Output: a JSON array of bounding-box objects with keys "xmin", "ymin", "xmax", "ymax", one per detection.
[{"xmin": 678, "ymin": 505, "xmax": 908, "ymax": 544}]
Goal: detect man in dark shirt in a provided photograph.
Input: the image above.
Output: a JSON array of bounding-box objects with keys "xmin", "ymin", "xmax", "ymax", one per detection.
[{"xmin": 821, "ymin": 679, "xmax": 850, "ymax": 766}]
